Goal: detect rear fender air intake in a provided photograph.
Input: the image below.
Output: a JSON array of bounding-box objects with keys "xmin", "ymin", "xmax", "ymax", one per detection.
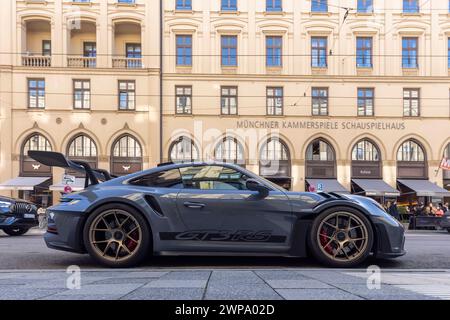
[{"xmin": 144, "ymin": 195, "xmax": 164, "ymax": 217}]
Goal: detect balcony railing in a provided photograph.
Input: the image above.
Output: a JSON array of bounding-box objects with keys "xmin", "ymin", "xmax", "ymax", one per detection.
[
  {"xmin": 67, "ymin": 56, "xmax": 97, "ymax": 68},
  {"xmin": 112, "ymin": 57, "xmax": 142, "ymax": 69},
  {"xmin": 22, "ymin": 55, "xmax": 51, "ymax": 67}
]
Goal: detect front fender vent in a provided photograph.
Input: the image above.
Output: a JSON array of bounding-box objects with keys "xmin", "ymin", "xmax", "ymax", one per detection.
[{"xmin": 144, "ymin": 195, "xmax": 164, "ymax": 217}]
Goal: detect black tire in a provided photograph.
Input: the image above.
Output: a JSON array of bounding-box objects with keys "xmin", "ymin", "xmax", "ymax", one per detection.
[
  {"xmin": 447, "ymin": 228, "xmax": 450, "ymax": 233},
  {"xmin": 308, "ymin": 207, "xmax": 374, "ymax": 268},
  {"xmin": 2, "ymin": 227, "xmax": 30, "ymax": 236},
  {"xmin": 83, "ymin": 203, "xmax": 151, "ymax": 268}
]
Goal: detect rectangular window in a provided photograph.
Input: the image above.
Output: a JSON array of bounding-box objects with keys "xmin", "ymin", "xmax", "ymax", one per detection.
[
  {"xmin": 83, "ymin": 42, "xmax": 96, "ymax": 57},
  {"xmin": 126, "ymin": 43, "xmax": 141, "ymax": 58},
  {"xmin": 402, "ymin": 37, "xmax": 418, "ymax": 68},
  {"xmin": 266, "ymin": 87, "xmax": 283, "ymax": 116},
  {"xmin": 403, "ymin": 0, "xmax": 419, "ymax": 13},
  {"xmin": 403, "ymin": 89, "xmax": 420, "ymax": 117},
  {"xmin": 118, "ymin": 0, "xmax": 135, "ymax": 3},
  {"xmin": 118, "ymin": 80, "xmax": 135, "ymax": 110},
  {"xmin": 42, "ymin": 40, "xmax": 51, "ymax": 56},
  {"xmin": 126, "ymin": 43, "xmax": 142, "ymax": 68},
  {"xmin": 83, "ymin": 42, "xmax": 96, "ymax": 68},
  {"xmin": 311, "ymin": 0, "xmax": 328, "ymax": 12},
  {"xmin": 357, "ymin": 0, "xmax": 373, "ymax": 13},
  {"xmin": 312, "ymin": 88, "xmax": 328, "ymax": 116},
  {"xmin": 176, "ymin": 86, "xmax": 192, "ymax": 114},
  {"xmin": 28, "ymin": 79, "xmax": 45, "ymax": 109},
  {"xmin": 176, "ymin": 35, "xmax": 192, "ymax": 66},
  {"xmin": 73, "ymin": 80, "xmax": 90, "ymax": 109},
  {"xmin": 221, "ymin": 86, "xmax": 238, "ymax": 115},
  {"xmin": 357, "ymin": 88, "xmax": 374, "ymax": 116},
  {"xmin": 448, "ymin": 38, "xmax": 450, "ymax": 68},
  {"xmin": 266, "ymin": 0, "xmax": 282, "ymax": 12},
  {"xmin": 356, "ymin": 37, "xmax": 373, "ymax": 68},
  {"xmin": 266, "ymin": 36, "xmax": 282, "ymax": 67},
  {"xmin": 221, "ymin": 0, "xmax": 237, "ymax": 11},
  {"xmin": 176, "ymin": 0, "xmax": 192, "ymax": 10},
  {"xmin": 221, "ymin": 35, "xmax": 237, "ymax": 66},
  {"xmin": 311, "ymin": 37, "xmax": 327, "ymax": 67}
]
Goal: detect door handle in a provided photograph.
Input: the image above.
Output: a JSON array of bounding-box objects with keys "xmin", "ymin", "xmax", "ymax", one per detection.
[{"xmin": 183, "ymin": 202, "xmax": 206, "ymax": 209}]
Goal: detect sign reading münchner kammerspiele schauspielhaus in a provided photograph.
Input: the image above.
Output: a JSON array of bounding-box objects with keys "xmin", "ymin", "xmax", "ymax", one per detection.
[{"xmin": 236, "ymin": 120, "xmax": 406, "ymax": 131}]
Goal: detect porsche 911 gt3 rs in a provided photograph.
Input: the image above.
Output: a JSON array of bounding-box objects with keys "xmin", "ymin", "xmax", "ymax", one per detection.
[{"xmin": 29, "ymin": 150, "xmax": 406, "ymax": 268}]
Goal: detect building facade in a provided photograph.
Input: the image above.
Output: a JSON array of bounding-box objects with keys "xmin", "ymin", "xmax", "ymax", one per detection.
[
  {"xmin": 0, "ymin": 0, "xmax": 161, "ymax": 206},
  {"xmin": 1, "ymin": 0, "xmax": 450, "ymax": 208}
]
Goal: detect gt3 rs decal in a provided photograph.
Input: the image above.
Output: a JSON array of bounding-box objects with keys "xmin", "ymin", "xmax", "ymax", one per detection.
[{"xmin": 159, "ymin": 230, "xmax": 287, "ymax": 243}]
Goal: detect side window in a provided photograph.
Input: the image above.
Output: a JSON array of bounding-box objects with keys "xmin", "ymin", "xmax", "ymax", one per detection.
[
  {"xmin": 180, "ymin": 166, "xmax": 249, "ymax": 190},
  {"xmin": 130, "ymin": 169, "xmax": 183, "ymax": 188}
]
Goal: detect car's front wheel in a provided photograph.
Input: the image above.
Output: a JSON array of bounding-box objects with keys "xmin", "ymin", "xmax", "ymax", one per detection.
[
  {"xmin": 2, "ymin": 227, "xmax": 30, "ymax": 236},
  {"xmin": 308, "ymin": 207, "xmax": 374, "ymax": 268},
  {"xmin": 83, "ymin": 204, "xmax": 151, "ymax": 268}
]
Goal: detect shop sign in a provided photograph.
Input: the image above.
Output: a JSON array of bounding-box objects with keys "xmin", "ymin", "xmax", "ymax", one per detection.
[{"xmin": 63, "ymin": 174, "xmax": 76, "ymax": 185}]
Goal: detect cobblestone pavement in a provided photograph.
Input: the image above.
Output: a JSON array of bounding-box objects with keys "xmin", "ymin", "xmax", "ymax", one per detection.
[{"xmin": 0, "ymin": 269, "xmax": 450, "ymax": 300}]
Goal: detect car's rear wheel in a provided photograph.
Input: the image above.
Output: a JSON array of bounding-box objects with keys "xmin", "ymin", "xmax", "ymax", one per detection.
[
  {"xmin": 447, "ymin": 228, "xmax": 450, "ymax": 233},
  {"xmin": 308, "ymin": 207, "xmax": 374, "ymax": 268},
  {"xmin": 83, "ymin": 204, "xmax": 151, "ymax": 268},
  {"xmin": 2, "ymin": 227, "xmax": 30, "ymax": 236}
]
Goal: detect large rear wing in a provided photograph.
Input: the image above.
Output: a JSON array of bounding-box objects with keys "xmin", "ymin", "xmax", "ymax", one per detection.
[{"xmin": 28, "ymin": 151, "xmax": 115, "ymax": 188}]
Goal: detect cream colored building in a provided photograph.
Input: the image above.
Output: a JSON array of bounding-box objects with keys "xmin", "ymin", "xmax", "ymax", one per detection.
[
  {"xmin": 161, "ymin": 0, "xmax": 450, "ymax": 204},
  {"xmin": 0, "ymin": 0, "xmax": 161, "ymax": 205},
  {"xmin": 0, "ymin": 0, "xmax": 450, "ymax": 207}
]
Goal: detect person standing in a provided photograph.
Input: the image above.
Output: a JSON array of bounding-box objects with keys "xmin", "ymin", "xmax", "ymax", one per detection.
[{"xmin": 388, "ymin": 201, "xmax": 400, "ymax": 220}]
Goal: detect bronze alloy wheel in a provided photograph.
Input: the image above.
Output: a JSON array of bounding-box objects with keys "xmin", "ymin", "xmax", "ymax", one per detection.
[
  {"xmin": 88, "ymin": 209, "xmax": 142, "ymax": 262},
  {"xmin": 316, "ymin": 211, "xmax": 369, "ymax": 263}
]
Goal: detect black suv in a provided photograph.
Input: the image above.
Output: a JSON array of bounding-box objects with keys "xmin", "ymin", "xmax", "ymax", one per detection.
[{"xmin": 0, "ymin": 196, "xmax": 38, "ymax": 236}]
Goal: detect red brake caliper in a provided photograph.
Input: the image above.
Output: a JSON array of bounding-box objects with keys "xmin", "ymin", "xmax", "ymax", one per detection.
[
  {"xmin": 124, "ymin": 230, "xmax": 138, "ymax": 252},
  {"xmin": 319, "ymin": 227, "xmax": 334, "ymax": 254}
]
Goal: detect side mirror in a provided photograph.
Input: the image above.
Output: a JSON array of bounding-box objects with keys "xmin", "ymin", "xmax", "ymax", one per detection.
[{"xmin": 246, "ymin": 179, "xmax": 270, "ymax": 198}]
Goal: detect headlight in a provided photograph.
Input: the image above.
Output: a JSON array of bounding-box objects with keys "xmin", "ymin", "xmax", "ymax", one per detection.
[{"xmin": 0, "ymin": 201, "xmax": 12, "ymax": 208}]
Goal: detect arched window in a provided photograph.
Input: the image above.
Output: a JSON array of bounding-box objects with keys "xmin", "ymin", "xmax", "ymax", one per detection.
[
  {"xmin": 397, "ymin": 139, "xmax": 427, "ymax": 179},
  {"xmin": 305, "ymin": 138, "xmax": 336, "ymax": 179},
  {"xmin": 111, "ymin": 134, "xmax": 143, "ymax": 176},
  {"xmin": 169, "ymin": 136, "xmax": 199, "ymax": 162},
  {"xmin": 351, "ymin": 139, "xmax": 382, "ymax": 179},
  {"xmin": 397, "ymin": 140, "xmax": 425, "ymax": 162},
  {"xmin": 21, "ymin": 133, "xmax": 52, "ymax": 176},
  {"xmin": 259, "ymin": 137, "xmax": 291, "ymax": 189},
  {"xmin": 215, "ymin": 137, "xmax": 245, "ymax": 166},
  {"xmin": 260, "ymin": 138, "xmax": 290, "ymax": 162},
  {"xmin": 67, "ymin": 135, "xmax": 98, "ymax": 175},
  {"xmin": 352, "ymin": 140, "xmax": 379, "ymax": 161},
  {"xmin": 68, "ymin": 135, "xmax": 97, "ymax": 158},
  {"xmin": 443, "ymin": 143, "xmax": 450, "ymax": 184},
  {"xmin": 22, "ymin": 133, "xmax": 52, "ymax": 154},
  {"xmin": 306, "ymin": 139, "xmax": 335, "ymax": 161}
]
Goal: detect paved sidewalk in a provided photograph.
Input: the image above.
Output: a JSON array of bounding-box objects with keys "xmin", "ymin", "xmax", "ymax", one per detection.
[{"xmin": 0, "ymin": 269, "xmax": 449, "ymax": 300}]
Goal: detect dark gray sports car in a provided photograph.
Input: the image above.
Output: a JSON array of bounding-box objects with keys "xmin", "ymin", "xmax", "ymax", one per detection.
[{"xmin": 29, "ymin": 150, "xmax": 405, "ymax": 268}]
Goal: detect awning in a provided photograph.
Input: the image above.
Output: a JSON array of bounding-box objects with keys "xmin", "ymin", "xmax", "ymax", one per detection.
[
  {"xmin": 352, "ymin": 179, "xmax": 400, "ymax": 197},
  {"xmin": 306, "ymin": 179, "xmax": 349, "ymax": 193},
  {"xmin": 50, "ymin": 178, "xmax": 86, "ymax": 192},
  {"xmin": 398, "ymin": 179, "xmax": 450, "ymax": 198},
  {"xmin": 0, "ymin": 177, "xmax": 51, "ymax": 191}
]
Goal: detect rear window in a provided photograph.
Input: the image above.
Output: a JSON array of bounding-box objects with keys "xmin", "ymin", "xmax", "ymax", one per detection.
[{"xmin": 130, "ymin": 169, "xmax": 183, "ymax": 188}]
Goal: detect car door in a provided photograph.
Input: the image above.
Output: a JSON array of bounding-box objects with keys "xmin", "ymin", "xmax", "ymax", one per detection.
[{"xmin": 174, "ymin": 165, "xmax": 293, "ymax": 253}]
